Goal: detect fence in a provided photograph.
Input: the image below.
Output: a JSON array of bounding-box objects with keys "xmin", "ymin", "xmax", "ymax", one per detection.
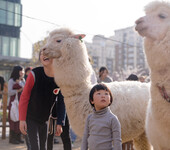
[
  {"xmin": 1, "ymin": 82, "xmax": 8, "ymax": 139},
  {"xmin": 122, "ymin": 141, "xmax": 134, "ymax": 150}
]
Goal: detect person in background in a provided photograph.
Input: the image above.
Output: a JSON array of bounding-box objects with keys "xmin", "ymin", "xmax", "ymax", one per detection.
[
  {"xmin": 24, "ymin": 67, "xmax": 32, "ymax": 80},
  {"xmin": 126, "ymin": 74, "xmax": 138, "ymax": 81},
  {"xmin": 97, "ymin": 66, "xmax": 113, "ymax": 83},
  {"xmin": 8, "ymin": 66, "xmax": 25, "ymax": 144},
  {"xmin": 81, "ymin": 83, "xmax": 122, "ymax": 150},
  {"xmin": 0, "ymin": 76, "xmax": 5, "ymax": 109},
  {"xmin": 19, "ymin": 50, "xmax": 66, "ymax": 150}
]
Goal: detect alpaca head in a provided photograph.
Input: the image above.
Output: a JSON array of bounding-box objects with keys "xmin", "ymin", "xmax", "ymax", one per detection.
[
  {"xmin": 42, "ymin": 28, "xmax": 85, "ymax": 59},
  {"xmin": 135, "ymin": 1, "xmax": 170, "ymax": 41},
  {"xmin": 42, "ymin": 28, "xmax": 92, "ymax": 86}
]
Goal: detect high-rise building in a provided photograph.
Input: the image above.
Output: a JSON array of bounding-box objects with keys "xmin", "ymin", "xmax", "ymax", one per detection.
[
  {"xmin": 0, "ymin": 0, "xmax": 30, "ymax": 80},
  {"xmin": 114, "ymin": 26, "xmax": 146, "ymax": 71},
  {"xmin": 86, "ymin": 35, "xmax": 115, "ymax": 73},
  {"xmin": 0, "ymin": 0, "xmax": 22, "ymax": 57},
  {"xmin": 86, "ymin": 26, "xmax": 148, "ymax": 76}
]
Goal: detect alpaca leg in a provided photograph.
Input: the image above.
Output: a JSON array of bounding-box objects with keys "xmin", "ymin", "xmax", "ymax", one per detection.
[{"xmin": 133, "ymin": 132, "xmax": 151, "ymax": 150}]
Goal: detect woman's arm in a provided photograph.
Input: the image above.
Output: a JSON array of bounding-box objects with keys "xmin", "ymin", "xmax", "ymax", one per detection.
[
  {"xmin": 8, "ymin": 79, "xmax": 16, "ymax": 96},
  {"xmin": 19, "ymin": 72, "xmax": 34, "ymax": 121},
  {"xmin": 19, "ymin": 72, "xmax": 34, "ymax": 135}
]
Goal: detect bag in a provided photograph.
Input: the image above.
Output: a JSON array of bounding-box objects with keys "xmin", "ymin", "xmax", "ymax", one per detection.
[
  {"xmin": 48, "ymin": 101, "xmax": 57, "ymax": 135},
  {"xmin": 48, "ymin": 115, "xmax": 57, "ymax": 135},
  {"xmin": 10, "ymin": 93, "xmax": 19, "ymax": 122}
]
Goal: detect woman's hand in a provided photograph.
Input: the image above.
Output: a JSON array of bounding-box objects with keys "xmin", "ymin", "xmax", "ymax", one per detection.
[
  {"xmin": 20, "ymin": 120, "xmax": 27, "ymax": 135},
  {"xmin": 55, "ymin": 125, "xmax": 63, "ymax": 136}
]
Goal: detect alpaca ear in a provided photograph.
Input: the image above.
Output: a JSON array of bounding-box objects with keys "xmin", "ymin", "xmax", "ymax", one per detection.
[{"xmin": 71, "ymin": 34, "xmax": 86, "ymax": 40}]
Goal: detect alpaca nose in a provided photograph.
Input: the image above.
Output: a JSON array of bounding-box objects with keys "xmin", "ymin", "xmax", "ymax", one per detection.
[{"xmin": 135, "ymin": 17, "xmax": 145, "ymax": 25}]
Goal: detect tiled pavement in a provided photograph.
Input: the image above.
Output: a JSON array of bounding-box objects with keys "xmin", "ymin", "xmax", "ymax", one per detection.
[
  {"xmin": 0, "ymin": 136, "xmax": 81, "ymax": 150},
  {"xmin": 0, "ymin": 122, "xmax": 81, "ymax": 150}
]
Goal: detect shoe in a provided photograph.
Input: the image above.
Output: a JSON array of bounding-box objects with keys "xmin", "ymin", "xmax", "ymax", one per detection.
[
  {"xmin": 18, "ymin": 139, "xmax": 24, "ymax": 143},
  {"xmin": 9, "ymin": 130, "xmax": 20, "ymax": 144},
  {"xmin": 10, "ymin": 139, "xmax": 20, "ymax": 144},
  {"xmin": 16, "ymin": 133, "xmax": 24, "ymax": 143}
]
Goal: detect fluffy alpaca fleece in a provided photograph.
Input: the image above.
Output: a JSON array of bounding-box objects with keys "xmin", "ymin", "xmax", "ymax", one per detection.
[
  {"xmin": 135, "ymin": 1, "xmax": 170, "ymax": 150},
  {"xmin": 43, "ymin": 28, "xmax": 151, "ymax": 150}
]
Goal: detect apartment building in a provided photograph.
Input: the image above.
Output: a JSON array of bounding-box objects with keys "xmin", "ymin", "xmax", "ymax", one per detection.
[
  {"xmin": 114, "ymin": 26, "xmax": 146, "ymax": 72},
  {"xmin": 86, "ymin": 26, "xmax": 147, "ymax": 74},
  {"xmin": 86, "ymin": 35, "xmax": 115, "ymax": 73}
]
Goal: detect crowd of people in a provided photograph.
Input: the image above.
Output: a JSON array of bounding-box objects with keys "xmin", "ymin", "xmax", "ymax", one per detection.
[{"xmin": 0, "ymin": 54, "xmax": 149, "ymax": 150}]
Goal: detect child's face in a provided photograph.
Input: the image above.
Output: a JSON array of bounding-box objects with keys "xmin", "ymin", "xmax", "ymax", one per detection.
[{"xmin": 91, "ymin": 90, "xmax": 111, "ymax": 111}]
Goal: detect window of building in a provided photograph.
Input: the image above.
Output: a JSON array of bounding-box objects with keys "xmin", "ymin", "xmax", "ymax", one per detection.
[
  {"xmin": 0, "ymin": 36, "xmax": 2, "ymax": 55},
  {"xmin": 14, "ymin": 3, "xmax": 21, "ymax": 27},
  {"xmin": 106, "ymin": 58, "xmax": 113, "ymax": 73},
  {"xmin": 92, "ymin": 56, "xmax": 99, "ymax": 69},
  {"xmin": 17, "ymin": 39, "xmax": 20, "ymax": 56},
  {"xmin": 10, "ymin": 37, "xmax": 17, "ymax": 56},
  {"xmin": 0, "ymin": 1, "xmax": 22, "ymax": 27},
  {"xmin": 2, "ymin": 36, "xmax": 9, "ymax": 56},
  {"xmin": 1, "ymin": 36, "xmax": 20, "ymax": 57},
  {"xmin": 7, "ymin": 2, "xmax": 14, "ymax": 26},
  {"xmin": 0, "ymin": 1, "xmax": 6, "ymax": 24}
]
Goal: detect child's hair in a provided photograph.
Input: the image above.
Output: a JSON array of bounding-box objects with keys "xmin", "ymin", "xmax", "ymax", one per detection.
[{"xmin": 89, "ymin": 83, "xmax": 113, "ymax": 107}]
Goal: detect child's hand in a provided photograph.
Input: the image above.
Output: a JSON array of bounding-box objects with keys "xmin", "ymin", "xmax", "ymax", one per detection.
[{"xmin": 55, "ymin": 125, "xmax": 63, "ymax": 136}]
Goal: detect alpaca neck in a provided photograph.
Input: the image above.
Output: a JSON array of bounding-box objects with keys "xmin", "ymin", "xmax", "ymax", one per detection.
[
  {"xmin": 59, "ymin": 82, "xmax": 93, "ymax": 137},
  {"xmin": 59, "ymin": 81, "xmax": 91, "ymax": 99},
  {"xmin": 144, "ymin": 30, "xmax": 170, "ymax": 71},
  {"xmin": 145, "ymin": 31, "xmax": 170, "ymax": 101}
]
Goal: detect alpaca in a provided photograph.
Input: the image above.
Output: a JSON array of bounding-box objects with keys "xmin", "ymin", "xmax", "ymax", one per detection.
[
  {"xmin": 42, "ymin": 28, "xmax": 151, "ymax": 150},
  {"xmin": 135, "ymin": 1, "xmax": 170, "ymax": 150}
]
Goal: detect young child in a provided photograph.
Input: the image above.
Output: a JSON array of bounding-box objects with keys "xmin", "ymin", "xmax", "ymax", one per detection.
[{"xmin": 81, "ymin": 83, "xmax": 122, "ymax": 150}]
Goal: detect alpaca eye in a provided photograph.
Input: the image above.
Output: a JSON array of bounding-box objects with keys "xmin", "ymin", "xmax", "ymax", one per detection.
[
  {"xmin": 158, "ymin": 14, "xmax": 166, "ymax": 19},
  {"xmin": 56, "ymin": 40, "xmax": 61, "ymax": 43}
]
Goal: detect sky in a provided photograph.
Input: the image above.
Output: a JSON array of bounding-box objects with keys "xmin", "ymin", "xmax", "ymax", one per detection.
[{"xmin": 20, "ymin": 0, "xmax": 154, "ymax": 59}]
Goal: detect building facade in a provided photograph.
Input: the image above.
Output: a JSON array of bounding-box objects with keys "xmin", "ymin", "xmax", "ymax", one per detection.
[
  {"xmin": 86, "ymin": 26, "xmax": 147, "ymax": 75},
  {"xmin": 0, "ymin": 0, "xmax": 22, "ymax": 57},
  {"xmin": 86, "ymin": 35, "xmax": 115, "ymax": 73},
  {"xmin": 114, "ymin": 27, "xmax": 146, "ymax": 72},
  {"xmin": 0, "ymin": 0, "xmax": 30, "ymax": 80}
]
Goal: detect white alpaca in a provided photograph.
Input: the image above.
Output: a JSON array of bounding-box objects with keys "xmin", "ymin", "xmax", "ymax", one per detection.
[
  {"xmin": 135, "ymin": 1, "xmax": 170, "ymax": 150},
  {"xmin": 43, "ymin": 28, "xmax": 151, "ymax": 150}
]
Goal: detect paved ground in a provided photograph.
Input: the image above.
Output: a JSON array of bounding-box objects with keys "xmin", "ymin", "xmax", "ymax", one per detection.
[
  {"xmin": 0, "ymin": 136, "xmax": 81, "ymax": 150},
  {"xmin": 0, "ymin": 119, "xmax": 81, "ymax": 150}
]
